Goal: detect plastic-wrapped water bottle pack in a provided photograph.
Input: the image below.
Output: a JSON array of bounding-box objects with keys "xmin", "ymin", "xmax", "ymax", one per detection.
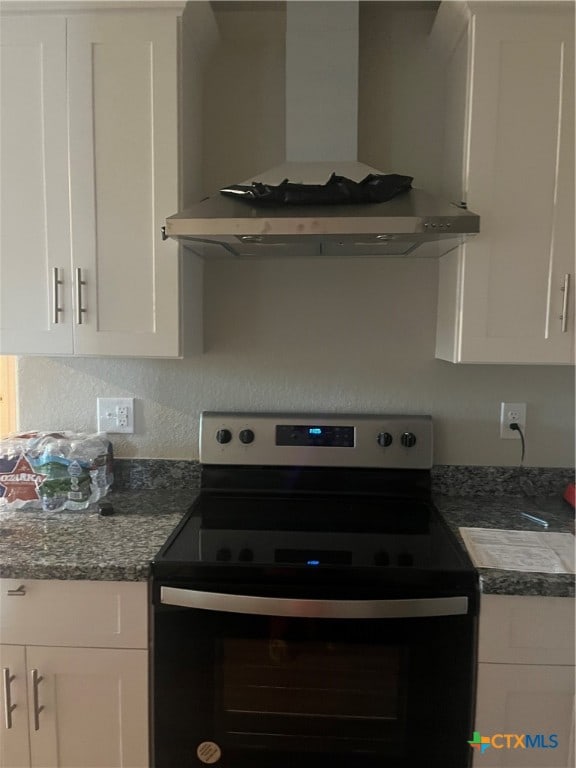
[{"xmin": 0, "ymin": 432, "xmax": 113, "ymax": 512}]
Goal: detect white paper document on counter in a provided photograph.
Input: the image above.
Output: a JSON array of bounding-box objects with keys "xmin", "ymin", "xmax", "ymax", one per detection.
[{"xmin": 458, "ymin": 527, "xmax": 575, "ymax": 573}]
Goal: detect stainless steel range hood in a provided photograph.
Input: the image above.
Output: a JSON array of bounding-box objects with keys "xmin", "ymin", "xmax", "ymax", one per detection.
[
  {"xmin": 166, "ymin": 160, "xmax": 479, "ymax": 258},
  {"xmin": 165, "ymin": 2, "xmax": 479, "ymax": 259}
]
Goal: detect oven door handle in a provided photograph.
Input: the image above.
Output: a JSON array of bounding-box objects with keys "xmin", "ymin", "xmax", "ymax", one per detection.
[{"xmin": 160, "ymin": 587, "xmax": 468, "ymax": 618}]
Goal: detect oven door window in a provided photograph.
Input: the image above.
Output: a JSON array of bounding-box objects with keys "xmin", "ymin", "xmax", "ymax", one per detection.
[
  {"xmin": 152, "ymin": 599, "xmax": 476, "ymax": 768},
  {"xmin": 219, "ymin": 632, "xmax": 405, "ymax": 752}
]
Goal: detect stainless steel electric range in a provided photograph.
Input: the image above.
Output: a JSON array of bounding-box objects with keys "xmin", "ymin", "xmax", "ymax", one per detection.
[{"xmin": 150, "ymin": 413, "xmax": 480, "ymax": 768}]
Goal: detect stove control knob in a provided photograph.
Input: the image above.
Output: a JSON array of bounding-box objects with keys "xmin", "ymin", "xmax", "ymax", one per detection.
[
  {"xmin": 216, "ymin": 547, "xmax": 232, "ymax": 562},
  {"xmin": 401, "ymin": 432, "xmax": 417, "ymax": 448},
  {"xmin": 216, "ymin": 429, "xmax": 232, "ymax": 444},
  {"xmin": 238, "ymin": 548, "xmax": 254, "ymax": 562},
  {"xmin": 374, "ymin": 550, "xmax": 390, "ymax": 567},
  {"xmin": 377, "ymin": 432, "xmax": 393, "ymax": 447},
  {"xmin": 239, "ymin": 429, "xmax": 255, "ymax": 445}
]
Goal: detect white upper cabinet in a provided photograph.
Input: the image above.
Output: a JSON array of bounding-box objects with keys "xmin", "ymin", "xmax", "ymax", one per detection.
[
  {"xmin": 0, "ymin": 16, "xmax": 72, "ymax": 355},
  {"xmin": 434, "ymin": 2, "xmax": 574, "ymax": 364},
  {"xmin": 67, "ymin": 12, "xmax": 182, "ymax": 357},
  {"xmin": 0, "ymin": 4, "xmax": 201, "ymax": 357}
]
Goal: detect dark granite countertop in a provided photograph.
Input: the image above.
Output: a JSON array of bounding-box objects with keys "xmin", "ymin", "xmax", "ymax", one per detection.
[
  {"xmin": 0, "ymin": 490, "xmax": 196, "ymax": 582},
  {"xmin": 0, "ymin": 486, "xmax": 574, "ymax": 597},
  {"xmin": 435, "ymin": 493, "xmax": 574, "ymax": 597}
]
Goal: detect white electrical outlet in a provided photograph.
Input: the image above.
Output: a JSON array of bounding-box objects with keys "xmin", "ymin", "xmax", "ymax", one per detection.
[
  {"xmin": 500, "ymin": 402, "xmax": 526, "ymax": 439},
  {"xmin": 117, "ymin": 406, "xmax": 129, "ymax": 428},
  {"xmin": 97, "ymin": 397, "xmax": 135, "ymax": 434}
]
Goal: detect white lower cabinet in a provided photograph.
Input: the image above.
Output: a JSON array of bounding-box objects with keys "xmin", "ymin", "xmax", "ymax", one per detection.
[
  {"xmin": 0, "ymin": 580, "xmax": 148, "ymax": 768},
  {"xmin": 475, "ymin": 663, "xmax": 574, "ymax": 768},
  {"xmin": 1, "ymin": 644, "xmax": 147, "ymax": 768},
  {"xmin": 474, "ymin": 595, "xmax": 575, "ymax": 768}
]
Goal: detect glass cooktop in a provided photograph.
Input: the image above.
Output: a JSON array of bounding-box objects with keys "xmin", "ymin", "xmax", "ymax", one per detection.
[{"xmin": 155, "ymin": 491, "xmax": 474, "ymax": 574}]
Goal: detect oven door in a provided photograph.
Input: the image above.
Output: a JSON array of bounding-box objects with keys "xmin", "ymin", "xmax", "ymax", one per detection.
[{"xmin": 151, "ymin": 579, "xmax": 477, "ymax": 768}]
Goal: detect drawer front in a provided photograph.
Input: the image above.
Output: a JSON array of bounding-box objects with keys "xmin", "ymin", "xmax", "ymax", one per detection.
[
  {"xmin": 0, "ymin": 579, "xmax": 147, "ymax": 648},
  {"xmin": 479, "ymin": 595, "xmax": 575, "ymax": 665}
]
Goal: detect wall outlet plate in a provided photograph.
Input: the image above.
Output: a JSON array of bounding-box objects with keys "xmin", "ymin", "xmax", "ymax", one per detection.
[
  {"xmin": 97, "ymin": 397, "xmax": 135, "ymax": 434},
  {"xmin": 500, "ymin": 402, "xmax": 526, "ymax": 439}
]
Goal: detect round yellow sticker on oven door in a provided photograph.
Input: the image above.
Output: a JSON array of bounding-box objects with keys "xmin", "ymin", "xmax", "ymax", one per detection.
[{"xmin": 196, "ymin": 742, "xmax": 222, "ymax": 764}]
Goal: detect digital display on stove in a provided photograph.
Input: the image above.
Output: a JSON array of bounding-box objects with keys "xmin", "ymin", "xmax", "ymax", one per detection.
[
  {"xmin": 275, "ymin": 549, "xmax": 352, "ymax": 565},
  {"xmin": 276, "ymin": 424, "xmax": 355, "ymax": 447}
]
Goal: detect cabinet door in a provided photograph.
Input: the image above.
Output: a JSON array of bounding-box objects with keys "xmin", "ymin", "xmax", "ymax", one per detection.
[
  {"xmin": 0, "ymin": 645, "xmax": 29, "ymax": 768},
  {"xmin": 67, "ymin": 13, "xmax": 181, "ymax": 357},
  {"xmin": 26, "ymin": 646, "xmax": 148, "ymax": 768},
  {"xmin": 436, "ymin": 6, "xmax": 575, "ymax": 364},
  {"xmin": 0, "ymin": 16, "xmax": 73, "ymax": 355},
  {"xmin": 474, "ymin": 663, "xmax": 574, "ymax": 767}
]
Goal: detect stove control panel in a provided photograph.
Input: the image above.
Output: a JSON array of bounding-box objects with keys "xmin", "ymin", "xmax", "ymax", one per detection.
[
  {"xmin": 199, "ymin": 529, "xmax": 430, "ymax": 568},
  {"xmin": 200, "ymin": 412, "xmax": 433, "ymax": 469}
]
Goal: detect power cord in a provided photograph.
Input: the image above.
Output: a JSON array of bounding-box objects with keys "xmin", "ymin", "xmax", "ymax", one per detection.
[
  {"xmin": 510, "ymin": 423, "xmax": 550, "ymax": 526},
  {"xmin": 509, "ymin": 422, "xmax": 526, "ymax": 465}
]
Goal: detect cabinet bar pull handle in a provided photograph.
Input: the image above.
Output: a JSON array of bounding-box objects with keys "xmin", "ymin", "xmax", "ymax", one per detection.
[
  {"xmin": 7, "ymin": 585, "xmax": 26, "ymax": 596},
  {"xmin": 75, "ymin": 267, "xmax": 87, "ymax": 325},
  {"xmin": 31, "ymin": 669, "xmax": 44, "ymax": 731},
  {"xmin": 52, "ymin": 268, "xmax": 64, "ymax": 324},
  {"xmin": 560, "ymin": 274, "xmax": 570, "ymax": 333},
  {"xmin": 2, "ymin": 668, "xmax": 16, "ymax": 729}
]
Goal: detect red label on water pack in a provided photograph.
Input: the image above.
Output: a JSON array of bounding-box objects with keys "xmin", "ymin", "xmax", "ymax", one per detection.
[{"xmin": 0, "ymin": 455, "xmax": 46, "ymax": 503}]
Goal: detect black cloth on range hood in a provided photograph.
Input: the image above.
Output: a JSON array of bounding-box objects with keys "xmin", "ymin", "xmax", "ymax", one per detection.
[{"xmin": 220, "ymin": 172, "xmax": 413, "ymax": 206}]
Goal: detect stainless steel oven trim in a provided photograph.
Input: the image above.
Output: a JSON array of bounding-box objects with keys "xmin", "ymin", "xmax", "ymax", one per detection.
[{"xmin": 161, "ymin": 587, "xmax": 468, "ymax": 618}]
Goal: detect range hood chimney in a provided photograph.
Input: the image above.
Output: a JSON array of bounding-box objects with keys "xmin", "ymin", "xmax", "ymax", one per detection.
[
  {"xmin": 165, "ymin": 1, "xmax": 479, "ymax": 258},
  {"xmin": 286, "ymin": 0, "xmax": 358, "ymax": 164}
]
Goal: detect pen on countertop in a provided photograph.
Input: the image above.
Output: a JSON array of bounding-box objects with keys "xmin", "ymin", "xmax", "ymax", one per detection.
[{"xmin": 520, "ymin": 512, "xmax": 549, "ymax": 528}]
